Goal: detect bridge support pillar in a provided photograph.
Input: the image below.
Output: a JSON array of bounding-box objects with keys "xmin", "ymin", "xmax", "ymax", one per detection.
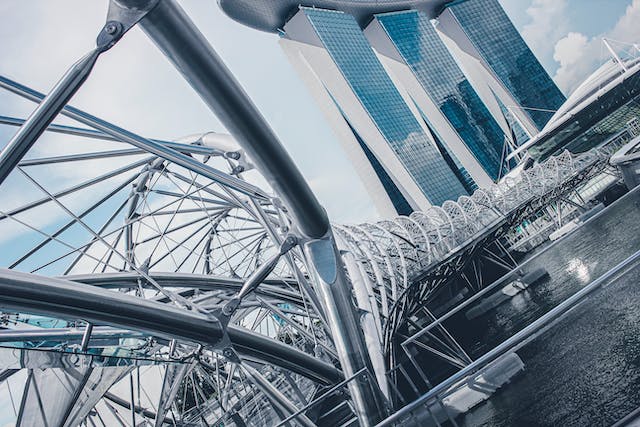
[{"xmin": 304, "ymin": 234, "xmax": 389, "ymax": 425}]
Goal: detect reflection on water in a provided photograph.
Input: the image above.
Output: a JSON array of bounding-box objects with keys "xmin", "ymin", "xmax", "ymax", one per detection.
[
  {"xmin": 454, "ymin": 188, "xmax": 640, "ymax": 426},
  {"xmin": 509, "ymin": 293, "xmax": 528, "ymax": 311},
  {"xmin": 566, "ymin": 258, "xmax": 592, "ymax": 284}
]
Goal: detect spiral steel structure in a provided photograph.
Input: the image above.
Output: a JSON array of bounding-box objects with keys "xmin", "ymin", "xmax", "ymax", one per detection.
[{"xmin": 0, "ymin": 1, "xmax": 626, "ymax": 426}]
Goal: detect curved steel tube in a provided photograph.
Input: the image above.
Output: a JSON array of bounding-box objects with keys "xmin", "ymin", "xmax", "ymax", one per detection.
[
  {"xmin": 66, "ymin": 272, "xmax": 306, "ymax": 307},
  {"xmin": 137, "ymin": 0, "xmax": 329, "ymax": 239},
  {"xmin": 0, "ymin": 269, "xmax": 223, "ymax": 345},
  {"xmin": 0, "ymin": 269, "xmax": 341, "ymax": 385}
]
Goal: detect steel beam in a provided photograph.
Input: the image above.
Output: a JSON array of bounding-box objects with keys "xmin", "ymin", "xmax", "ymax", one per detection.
[
  {"xmin": 0, "ymin": 75, "xmax": 268, "ymax": 200},
  {"xmin": 65, "ymin": 272, "xmax": 305, "ymax": 306},
  {"xmin": 304, "ymin": 235, "xmax": 389, "ymax": 425},
  {"xmin": 227, "ymin": 326, "xmax": 341, "ymax": 385},
  {"xmin": 242, "ymin": 364, "xmax": 316, "ymax": 427},
  {"xmin": 0, "ymin": 115, "xmax": 223, "ymax": 157},
  {"xmin": 0, "ymin": 326, "xmax": 141, "ymax": 343},
  {"xmin": 0, "ymin": 0, "xmax": 158, "ymax": 187},
  {"xmin": 0, "ymin": 268, "xmax": 224, "ymax": 345},
  {"xmin": 135, "ymin": 0, "xmax": 328, "ymax": 239},
  {"xmin": 0, "ymin": 269, "xmax": 341, "ymax": 385},
  {"xmin": 154, "ymin": 363, "xmax": 192, "ymax": 427},
  {"xmin": 0, "ymin": 51, "xmax": 101, "ymax": 186},
  {"xmin": 132, "ymin": 2, "xmax": 387, "ymax": 423}
]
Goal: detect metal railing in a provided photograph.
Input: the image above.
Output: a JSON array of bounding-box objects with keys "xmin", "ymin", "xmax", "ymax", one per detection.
[{"xmin": 376, "ymin": 245, "xmax": 640, "ymax": 426}]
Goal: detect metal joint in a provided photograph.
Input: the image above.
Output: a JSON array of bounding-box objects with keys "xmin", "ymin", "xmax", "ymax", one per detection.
[{"xmin": 97, "ymin": 0, "xmax": 160, "ymax": 51}]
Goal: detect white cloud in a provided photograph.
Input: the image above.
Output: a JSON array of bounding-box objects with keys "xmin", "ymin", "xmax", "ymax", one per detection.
[
  {"xmin": 521, "ymin": 0, "xmax": 569, "ymax": 60},
  {"xmin": 609, "ymin": 0, "xmax": 640, "ymax": 42},
  {"xmin": 553, "ymin": 32, "xmax": 589, "ymax": 66},
  {"xmin": 552, "ymin": 32, "xmax": 599, "ymax": 93},
  {"xmin": 552, "ymin": 0, "xmax": 640, "ymax": 94}
]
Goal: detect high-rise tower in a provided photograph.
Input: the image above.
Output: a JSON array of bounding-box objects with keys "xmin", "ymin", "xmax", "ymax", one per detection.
[
  {"xmin": 437, "ymin": 0, "xmax": 566, "ymax": 133},
  {"xmin": 366, "ymin": 9, "xmax": 511, "ymax": 182},
  {"xmin": 281, "ymin": 7, "xmax": 469, "ymax": 215},
  {"xmin": 218, "ymin": 0, "xmax": 565, "ymax": 216}
]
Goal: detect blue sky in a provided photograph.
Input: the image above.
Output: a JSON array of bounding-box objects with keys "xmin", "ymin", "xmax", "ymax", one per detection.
[
  {"xmin": 0, "ymin": 0, "xmax": 639, "ymax": 226},
  {"xmin": 501, "ymin": 0, "xmax": 638, "ymax": 93},
  {"xmin": 502, "ymin": 0, "xmax": 630, "ymax": 71}
]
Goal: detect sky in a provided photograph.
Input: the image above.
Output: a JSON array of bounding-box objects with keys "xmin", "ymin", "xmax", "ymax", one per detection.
[{"xmin": 0, "ymin": 0, "xmax": 639, "ymax": 225}]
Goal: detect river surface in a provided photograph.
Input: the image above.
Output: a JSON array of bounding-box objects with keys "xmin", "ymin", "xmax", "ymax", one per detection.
[{"xmin": 453, "ymin": 186, "xmax": 640, "ymax": 426}]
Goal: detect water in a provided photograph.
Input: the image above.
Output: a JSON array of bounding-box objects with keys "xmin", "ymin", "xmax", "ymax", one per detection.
[{"xmin": 454, "ymin": 187, "xmax": 640, "ymax": 426}]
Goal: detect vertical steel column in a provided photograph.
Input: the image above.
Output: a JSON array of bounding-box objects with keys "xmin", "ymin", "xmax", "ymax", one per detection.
[
  {"xmin": 133, "ymin": 1, "xmax": 387, "ymax": 423},
  {"xmin": 303, "ymin": 234, "xmax": 389, "ymax": 425}
]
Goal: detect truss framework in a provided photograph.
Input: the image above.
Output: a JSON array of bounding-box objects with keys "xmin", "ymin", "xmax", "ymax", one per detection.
[{"xmin": 0, "ymin": 1, "xmax": 629, "ymax": 426}]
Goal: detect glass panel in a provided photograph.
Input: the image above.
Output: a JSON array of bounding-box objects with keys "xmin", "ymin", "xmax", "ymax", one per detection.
[
  {"xmin": 376, "ymin": 10, "xmax": 509, "ymax": 180},
  {"xmin": 302, "ymin": 7, "xmax": 468, "ymax": 205},
  {"xmin": 447, "ymin": 0, "xmax": 566, "ymax": 129}
]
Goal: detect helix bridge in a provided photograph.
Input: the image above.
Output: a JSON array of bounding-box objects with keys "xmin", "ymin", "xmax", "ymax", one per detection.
[{"xmin": 0, "ymin": 1, "xmax": 626, "ymax": 426}]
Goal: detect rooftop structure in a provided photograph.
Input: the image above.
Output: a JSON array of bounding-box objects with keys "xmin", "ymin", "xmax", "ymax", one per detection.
[
  {"xmin": 218, "ymin": 0, "xmax": 452, "ymax": 33},
  {"xmin": 509, "ymin": 56, "xmax": 640, "ymax": 162}
]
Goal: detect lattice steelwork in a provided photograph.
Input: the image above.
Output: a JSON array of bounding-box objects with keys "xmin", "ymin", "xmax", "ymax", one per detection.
[
  {"xmin": 0, "ymin": 110, "xmax": 337, "ymax": 426},
  {"xmin": 0, "ymin": 1, "xmax": 626, "ymax": 426},
  {"xmin": 335, "ymin": 144, "xmax": 622, "ymax": 345}
]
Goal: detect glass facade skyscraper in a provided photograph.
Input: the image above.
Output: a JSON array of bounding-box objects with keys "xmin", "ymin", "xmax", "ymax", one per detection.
[
  {"xmin": 374, "ymin": 10, "xmax": 508, "ymax": 181},
  {"xmin": 222, "ymin": 0, "xmax": 568, "ymax": 216},
  {"xmin": 443, "ymin": 0, "xmax": 566, "ymax": 130},
  {"xmin": 299, "ymin": 7, "xmax": 468, "ymax": 206}
]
